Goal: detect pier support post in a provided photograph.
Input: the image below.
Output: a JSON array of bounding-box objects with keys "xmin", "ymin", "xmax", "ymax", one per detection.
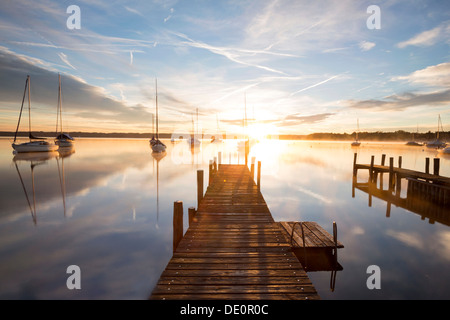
[
  {"xmin": 434, "ymin": 158, "xmax": 440, "ymax": 176},
  {"xmin": 353, "ymin": 153, "xmax": 358, "ymax": 176},
  {"xmin": 197, "ymin": 170, "xmax": 204, "ymax": 207},
  {"xmin": 250, "ymin": 157, "xmax": 256, "ymax": 180},
  {"xmin": 369, "ymin": 155, "xmax": 375, "ymax": 183},
  {"xmin": 389, "ymin": 157, "xmax": 394, "ymax": 192},
  {"xmin": 257, "ymin": 161, "xmax": 261, "ymax": 190},
  {"xmin": 381, "ymin": 154, "xmax": 386, "ymax": 166},
  {"xmin": 425, "ymin": 158, "xmax": 430, "ymax": 174},
  {"xmin": 173, "ymin": 201, "xmax": 183, "ymax": 252},
  {"xmin": 398, "ymin": 156, "xmax": 402, "ymax": 169},
  {"xmin": 188, "ymin": 207, "xmax": 196, "ymax": 226}
]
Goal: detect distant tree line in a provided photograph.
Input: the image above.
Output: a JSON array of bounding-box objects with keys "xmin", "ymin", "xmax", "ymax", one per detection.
[{"xmin": 2, "ymin": 130, "xmax": 449, "ymax": 141}]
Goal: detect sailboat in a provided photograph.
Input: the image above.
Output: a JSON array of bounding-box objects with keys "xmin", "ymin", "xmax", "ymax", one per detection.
[
  {"xmin": 351, "ymin": 119, "xmax": 361, "ymax": 147},
  {"xmin": 150, "ymin": 79, "xmax": 166, "ymax": 153},
  {"xmin": 12, "ymin": 75, "xmax": 58, "ymax": 153},
  {"xmin": 211, "ymin": 114, "xmax": 223, "ymax": 143},
  {"xmin": 426, "ymin": 115, "xmax": 446, "ymax": 149},
  {"xmin": 55, "ymin": 74, "xmax": 74, "ymax": 148},
  {"xmin": 189, "ymin": 108, "xmax": 201, "ymax": 146},
  {"xmin": 406, "ymin": 124, "xmax": 423, "ymax": 146}
]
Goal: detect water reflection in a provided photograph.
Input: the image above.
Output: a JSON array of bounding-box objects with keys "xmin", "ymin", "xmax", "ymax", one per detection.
[
  {"xmin": 13, "ymin": 152, "xmax": 58, "ymax": 224},
  {"xmin": 1, "ymin": 138, "xmax": 450, "ymax": 299},
  {"xmin": 352, "ymin": 154, "xmax": 450, "ymax": 227},
  {"xmin": 151, "ymin": 149, "xmax": 166, "ymax": 226}
]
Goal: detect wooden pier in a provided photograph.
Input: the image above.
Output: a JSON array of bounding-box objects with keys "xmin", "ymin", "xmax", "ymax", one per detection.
[
  {"xmin": 150, "ymin": 163, "xmax": 321, "ymax": 300},
  {"xmin": 353, "ymin": 153, "xmax": 450, "ymax": 207}
]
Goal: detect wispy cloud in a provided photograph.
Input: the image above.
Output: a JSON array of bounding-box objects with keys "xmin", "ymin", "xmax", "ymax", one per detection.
[
  {"xmin": 124, "ymin": 6, "xmax": 144, "ymax": 17},
  {"xmin": 170, "ymin": 31, "xmax": 293, "ymax": 75},
  {"xmin": 290, "ymin": 74, "xmax": 341, "ymax": 96},
  {"xmin": 58, "ymin": 52, "xmax": 76, "ymax": 70},
  {"xmin": 359, "ymin": 41, "xmax": 376, "ymax": 52},
  {"xmin": 346, "ymin": 89, "xmax": 450, "ymax": 111},
  {"xmin": 397, "ymin": 22, "xmax": 450, "ymax": 48},
  {"xmin": 392, "ymin": 62, "xmax": 450, "ymax": 88}
]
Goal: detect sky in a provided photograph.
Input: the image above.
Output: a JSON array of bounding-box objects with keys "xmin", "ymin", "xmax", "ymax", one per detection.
[{"xmin": 0, "ymin": 0, "xmax": 449, "ymax": 136}]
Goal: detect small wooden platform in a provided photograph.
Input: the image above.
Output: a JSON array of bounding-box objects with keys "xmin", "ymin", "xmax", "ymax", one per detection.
[
  {"xmin": 278, "ymin": 221, "xmax": 344, "ymax": 249},
  {"xmin": 150, "ymin": 164, "xmax": 320, "ymax": 300}
]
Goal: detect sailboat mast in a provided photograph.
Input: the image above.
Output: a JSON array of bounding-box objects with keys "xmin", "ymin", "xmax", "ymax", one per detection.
[
  {"xmin": 56, "ymin": 74, "xmax": 63, "ymax": 135},
  {"xmin": 28, "ymin": 75, "xmax": 32, "ymax": 141},
  {"xmin": 59, "ymin": 74, "xmax": 63, "ymax": 135},
  {"xmin": 14, "ymin": 76, "xmax": 29, "ymax": 143}
]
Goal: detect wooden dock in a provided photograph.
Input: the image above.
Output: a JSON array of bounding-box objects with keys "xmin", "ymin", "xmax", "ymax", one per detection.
[
  {"xmin": 353, "ymin": 153, "xmax": 450, "ymax": 206},
  {"xmin": 150, "ymin": 164, "xmax": 320, "ymax": 300}
]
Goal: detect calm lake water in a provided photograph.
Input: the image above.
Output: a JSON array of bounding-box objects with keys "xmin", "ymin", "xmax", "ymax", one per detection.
[{"xmin": 0, "ymin": 137, "xmax": 449, "ymax": 300}]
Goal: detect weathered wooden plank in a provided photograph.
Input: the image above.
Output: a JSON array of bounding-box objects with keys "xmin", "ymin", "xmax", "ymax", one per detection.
[
  {"xmin": 152, "ymin": 284, "xmax": 317, "ymax": 295},
  {"xmin": 156, "ymin": 276, "xmax": 311, "ymax": 286},
  {"xmin": 150, "ymin": 164, "xmax": 320, "ymax": 300},
  {"xmin": 150, "ymin": 292, "xmax": 319, "ymax": 300}
]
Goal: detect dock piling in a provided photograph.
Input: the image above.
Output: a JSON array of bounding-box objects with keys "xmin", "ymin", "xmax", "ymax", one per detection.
[
  {"xmin": 434, "ymin": 158, "xmax": 440, "ymax": 176},
  {"xmin": 257, "ymin": 161, "xmax": 261, "ymax": 189},
  {"xmin": 173, "ymin": 201, "xmax": 183, "ymax": 252},
  {"xmin": 197, "ymin": 170, "xmax": 204, "ymax": 207}
]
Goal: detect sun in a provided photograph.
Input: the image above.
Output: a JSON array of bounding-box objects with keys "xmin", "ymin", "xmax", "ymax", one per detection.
[{"xmin": 246, "ymin": 123, "xmax": 277, "ymax": 141}]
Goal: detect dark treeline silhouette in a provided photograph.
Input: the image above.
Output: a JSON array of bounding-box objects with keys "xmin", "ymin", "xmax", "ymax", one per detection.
[
  {"xmin": 281, "ymin": 130, "xmax": 450, "ymax": 142},
  {"xmin": 2, "ymin": 130, "xmax": 449, "ymax": 141}
]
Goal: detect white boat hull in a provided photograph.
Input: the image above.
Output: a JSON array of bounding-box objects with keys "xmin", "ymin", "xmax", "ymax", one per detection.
[{"xmin": 12, "ymin": 141, "xmax": 59, "ymax": 153}]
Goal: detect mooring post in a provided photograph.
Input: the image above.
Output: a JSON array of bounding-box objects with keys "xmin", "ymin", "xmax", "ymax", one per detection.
[
  {"xmin": 208, "ymin": 160, "xmax": 213, "ymax": 185},
  {"xmin": 173, "ymin": 201, "xmax": 183, "ymax": 252},
  {"xmin": 197, "ymin": 169, "xmax": 204, "ymax": 207},
  {"xmin": 369, "ymin": 155, "xmax": 375, "ymax": 183},
  {"xmin": 434, "ymin": 158, "xmax": 440, "ymax": 176},
  {"xmin": 250, "ymin": 157, "xmax": 256, "ymax": 180},
  {"xmin": 389, "ymin": 157, "xmax": 394, "ymax": 192},
  {"xmin": 398, "ymin": 156, "xmax": 402, "ymax": 169},
  {"xmin": 425, "ymin": 158, "xmax": 430, "ymax": 174},
  {"xmin": 381, "ymin": 154, "xmax": 386, "ymax": 166},
  {"xmin": 257, "ymin": 161, "xmax": 261, "ymax": 189},
  {"xmin": 353, "ymin": 153, "xmax": 358, "ymax": 177},
  {"xmin": 188, "ymin": 207, "xmax": 196, "ymax": 226}
]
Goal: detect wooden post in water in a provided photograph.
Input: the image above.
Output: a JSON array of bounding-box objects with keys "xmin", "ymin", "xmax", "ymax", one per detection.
[
  {"xmin": 250, "ymin": 157, "xmax": 256, "ymax": 180},
  {"xmin": 197, "ymin": 170, "xmax": 204, "ymax": 207},
  {"xmin": 173, "ymin": 201, "xmax": 183, "ymax": 252},
  {"xmin": 398, "ymin": 156, "xmax": 402, "ymax": 169},
  {"xmin": 425, "ymin": 158, "xmax": 430, "ymax": 174},
  {"xmin": 188, "ymin": 207, "xmax": 196, "ymax": 226},
  {"xmin": 353, "ymin": 153, "xmax": 358, "ymax": 177},
  {"xmin": 381, "ymin": 154, "xmax": 386, "ymax": 166},
  {"xmin": 389, "ymin": 157, "xmax": 394, "ymax": 192},
  {"xmin": 208, "ymin": 160, "xmax": 213, "ymax": 185},
  {"xmin": 369, "ymin": 155, "xmax": 375, "ymax": 183},
  {"xmin": 434, "ymin": 158, "xmax": 440, "ymax": 176},
  {"xmin": 257, "ymin": 161, "xmax": 261, "ymax": 190}
]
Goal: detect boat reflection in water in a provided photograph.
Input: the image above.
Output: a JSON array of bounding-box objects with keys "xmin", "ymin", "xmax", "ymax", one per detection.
[
  {"xmin": 151, "ymin": 148, "xmax": 166, "ymax": 227},
  {"xmin": 12, "ymin": 147, "xmax": 75, "ymax": 224}
]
